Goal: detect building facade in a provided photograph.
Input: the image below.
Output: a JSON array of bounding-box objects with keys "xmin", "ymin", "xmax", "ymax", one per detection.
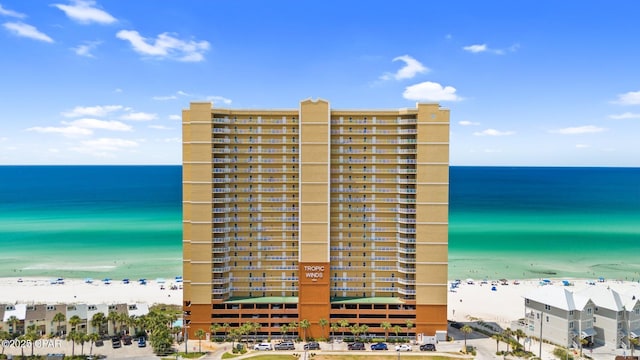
[{"xmin": 182, "ymin": 99, "xmax": 450, "ymax": 339}]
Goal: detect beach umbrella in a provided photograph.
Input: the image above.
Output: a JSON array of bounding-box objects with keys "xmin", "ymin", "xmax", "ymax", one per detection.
[{"xmin": 156, "ymin": 278, "xmax": 166, "ymax": 284}]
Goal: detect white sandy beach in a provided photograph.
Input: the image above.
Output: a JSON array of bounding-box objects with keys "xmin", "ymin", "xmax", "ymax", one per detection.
[
  {"xmin": 0, "ymin": 277, "xmax": 182, "ymax": 305},
  {"xmin": 449, "ymin": 278, "xmax": 640, "ymax": 327},
  {"xmin": 3, "ymin": 276, "xmax": 640, "ymax": 328}
]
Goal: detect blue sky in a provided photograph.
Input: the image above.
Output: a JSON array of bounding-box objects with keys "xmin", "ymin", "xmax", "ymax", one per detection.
[{"xmin": 1, "ymin": 1, "xmax": 639, "ymax": 166}]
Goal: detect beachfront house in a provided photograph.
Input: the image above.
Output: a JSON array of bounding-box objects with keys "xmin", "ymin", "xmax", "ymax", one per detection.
[
  {"xmin": 65, "ymin": 304, "xmax": 88, "ymax": 333},
  {"xmin": 45, "ymin": 304, "xmax": 67, "ymax": 336},
  {"xmin": 127, "ymin": 303, "xmax": 149, "ymax": 335},
  {"xmin": 622, "ymin": 290, "xmax": 640, "ymax": 350},
  {"xmin": 87, "ymin": 304, "xmax": 109, "ymax": 334},
  {"xmin": 572, "ymin": 286, "xmax": 640, "ymax": 350},
  {"xmin": 523, "ymin": 287, "xmax": 596, "ymax": 349},
  {"xmin": 25, "ymin": 304, "xmax": 47, "ymax": 335},
  {"xmin": 2, "ymin": 304, "xmax": 26, "ymax": 334}
]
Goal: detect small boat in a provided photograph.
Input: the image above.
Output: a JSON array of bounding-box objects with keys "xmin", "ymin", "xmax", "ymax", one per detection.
[{"xmin": 102, "ymin": 278, "xmax": 111, "ymax": 285}]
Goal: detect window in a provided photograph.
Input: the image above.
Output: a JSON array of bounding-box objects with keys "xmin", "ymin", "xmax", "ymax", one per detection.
[
  {"xmin": 569, "ymin": 322, "xmax": 574, "ymax": 329},
  {"xmin": 546, "ymin": 316, "xmax": 549, "ymax": 322},
  {"xmin": 569, "ymin": 310, "xmax": 574, "ymax": 315},
  {"xmin": 544, "ymin": 305, "xmax": 551, "ymax": 310}
]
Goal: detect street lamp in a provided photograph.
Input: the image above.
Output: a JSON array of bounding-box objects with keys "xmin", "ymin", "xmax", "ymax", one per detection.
[{"xmin": 539, "ymin": 311, "xmax": 544, "ymax": 359}]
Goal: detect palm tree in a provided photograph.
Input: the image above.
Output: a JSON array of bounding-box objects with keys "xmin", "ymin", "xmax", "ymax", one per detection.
[
  {"xmin": 491, "ymin": 334, "xmax": 502, "ymax": 353},
  {"xmin": 461, "ymin": 325, "xmax": 473, "ymax": 353},
  {"xmin": 381, "ymin": 322, "xmax": 392, "ymax": 341},
  {"xmin": 405, "ymin": 320, "xmax": 414, "ymax": 339},
  {"xmin": 580, "ymin": 337, "xmax": 589, "ymax": 357},
  {"xmin": 250, "ymin": 322, "xmax": 261, "ymax": 341},
  {"xmin": 24, "ymin": 324, "xmax": 40, "ymax": 356},
  {"xmin": 107, "ymin": 311, "xmax": 119, "ymax": 335},
  {"xmin": 280, "ymin": 324, "xmax": 289, "ymax": 340},
  {"xmin": 502, "ymin": 328, "xmax": 513, "ymax": 353},
  {"xmin": 118, "ymin": 312, "xmax": 130, "ymax": 335},
  {"xmin": 69, "ymin": 315, "xmax": 82, "ymax": 333},
  {"xmin": 319, "ymin": 318, "xmax": 328, "ymax": 339},
  {"xmin": 339, "ymin": 320, "xmax": 349, "ymax": 339},
  {"xmin": 210, "ymin": 323, "xmax": 222, "ymax": 340},
  {"xmin": 393, "ymin": 325, "xmax": 402, "ymax": 340},
  {"xmin": 360, "ymin": 324, "xmax": 369, "ymax": 340},
  {"xmin": 330, "ymin": 323, "xmax": 339, "ymax": 341},
  {"xmin": 222, "ymin": 323, "xmax": 230, "ymax": 340},
  {"xmin": 78, "ymin": 333, "xmax": 88, "ymax": 355},
  {"xmin": 6, "ymin": 315, "xmax": 19, "ymax": 335},
  {"xmin": 514, "ymin": 329, "xmax": 526, "ymax": 350},
  {"xmin": 349, "ymin": 324, "xmax": 361, "ymax": 339},
  {"xmin": 300, "ymin": 319, "xmax": 311, "ymax": 341},
  {"xmin": 288, "ymin": 321, "xmax": 298, "ymax": 340},
  {"xmin": 87, "ymin": 332, "xmax": 100, "ymax": 356},
  {"xmin": 0, "ymin": 330, "xmax": 11, "ymax": 355},
  {"xmin": 68, "ymin": 330, "xmax": 79, "ymax": 356},
  {"xmin": 91, "ymin": 312, "xmax": 106, "ymax": 335},
  {"xmin": 53, "ymin": 312, "xmax": 65, "ymax": 336},
  {"xmin": 630, "ymin": 337, "xmax": 640, "ymax": 357},
  {"xmin": 195, "ymin": 329, "xmax": 206, "ymax": 353}
]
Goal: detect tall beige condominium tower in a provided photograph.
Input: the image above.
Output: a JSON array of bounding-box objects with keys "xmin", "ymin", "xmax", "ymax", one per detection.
[{"xmin": 182, "ymin": 99, "xmax": 449, "ymax": 339}]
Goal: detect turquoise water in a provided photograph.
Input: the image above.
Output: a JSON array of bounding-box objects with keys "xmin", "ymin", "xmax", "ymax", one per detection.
[{"xmin": 0, "ymin": 166, "xmax": 638, "ymax": 280}]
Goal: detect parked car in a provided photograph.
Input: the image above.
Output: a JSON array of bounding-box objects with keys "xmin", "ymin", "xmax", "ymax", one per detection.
[
  {"xmin": 254, "ymin": 343, "xmax": 273, "ymax": 351},
  {"xmin": 347, "ymin": 342, "xmax": 365, "ymax": 350},
  {"xmin": 111, "ymin": 336, "xmax": 121, "ymax": 349},
  {"xmin": 137, "ymin": 338, "xmax": 146, "ymax": 347},
  {"xmin": 274, "ymin": 341, "xmax": 295, "ymax": 350},
  {"xmin": 420, "ymin": 343, "xmax": 436, "ymax": 351},
  {"xmin": 370, "ymin": 342, "xmax": 388, "ymax": 350},
  {"xmin": 395, "ymin": 344, "xmax": 412, "ymax": 352},
  {"xmin": 303, "ymin": 342, "xmax": 320, "ymax": 350},
  {"xmin": 450, "ymin": 321, "xmax": 463, "ymax": 329},
  {"xmin": 122, "ymin": 336, "xmax": 132, "ymax": 345}
]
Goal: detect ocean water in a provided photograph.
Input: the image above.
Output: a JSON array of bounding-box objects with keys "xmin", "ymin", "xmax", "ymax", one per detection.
[{"xmin": 0, "ymin": 166, "xmax": 638, "ymax": 281}]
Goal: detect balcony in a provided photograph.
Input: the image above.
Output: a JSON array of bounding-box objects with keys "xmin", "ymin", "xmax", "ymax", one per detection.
[
  {"xmin": 212, "ymin": 247, "xmax": 230, "ymax": 253},
  {"xmin": 212, "ymin": 278, "xmax": 230, "ymax": 284},
  {"xmin": 212, "ymin": 227, "xmax": 230, "ymax": 233},
  {"xmin": 397, "ymin": 288, "xmax": 416, "ymax": 295},
  {"xmin": 212, "ymin": 288, "xmax": 231, "ymax": 295},
  {"xmin": 397, "ymin": 256, "xmax": 416, "ymax": 264},
  {"xmin": 397, "ymin": 265, "xmax": 416, "ymax": 274},
  {"xmin": 212, "ymin": 256, "xmax": 231, "ymax": 263},
  {"xmin": 397, "ymin": 278, "xmax": 416, "ymax": 286},
  {"xmin": 212, "ymin": 266, "xmax": 231, "ymax": 273},
  {"xmin": 212, "ymin": 237, "xmax": 230, "ymax": 244}
]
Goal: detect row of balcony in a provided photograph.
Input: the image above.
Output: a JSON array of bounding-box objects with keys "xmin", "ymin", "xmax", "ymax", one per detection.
[
  {"xmin": 213, "ymin": 158, "xmax": 298, "ymax": 164},
  {"xmin": 330, "ymin": 159, "xmax": 417, "ymax": 165},
  {"xmin": 213, "ymin": 128, "xmax": 298, "ymax": 135},
  {"xmin": 212, "ymin": 236, "xmax": 299, "ymax": 243},
  {"xmin": 213, "ymin": 196, "xmax": 296, "ymax": 204},
  {"xmin": 331, "ymin": 178, "xmax": 416, "ymax": 185},
  {"xmin": 213, "ymin": 167, "xmax": 297, "ymax": 174},
  {"xmin": 213, "ymin": 148, "xmax": 297, "ymax": 154},
  {"xmin": 213, "ymin": 117, "xmax": 297, "ymax": 125},
  {"xmin": 331, "ymin": 188, "xmax": 416, "ymax": 194},
  {"xmin": 331, "ymin": 207, "xmax": 415, "ymax": 214},
  {"xmin": 213, "ymin": 216, "xmax": 299, "ymax": 222},
  {"xmin": 331, "ymin": 148, "xmax": 416, "ymax": 155},
  {"xmin": 331, "ymin": 168, "xmax": 416, "ymax": 174},
  {"xmin": 330, "ymin": 129, "xmax": 417, "ymax": 135},
  {"xmin": 214, "ymin": 206, "xmax": 298, "ymax": 213},
  {"xmin": 330, "ymin": 118, "xmax": 417, "ymax": 125},
  {"xmin": 329, "ymin": 216, "xmax": 415, "ymax": 223},
  {"xmin": 213, "ymin": 226, "xmax": 299, "ymax": 233},
  {"xmin": 331, "ymin": 139, "xmax": 417, "ymax": 145},
  {"xmin": 213, "ymin": 187, "xmax": 296, "ymax": 194},
  {"xmin": 212, "ymin": 138, "xmax": 298, "ymax": 145},
  {"xmin": 330, "ymin": 197, "xmax": 417, "ymax": 204}
]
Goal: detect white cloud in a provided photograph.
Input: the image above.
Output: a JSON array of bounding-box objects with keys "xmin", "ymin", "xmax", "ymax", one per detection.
[
  {"xmin": 161, "ymin": 137, "xmax": 181, "ymax": 143},
  {"xmin": 168, "ymin": 115, "xmax": 181, "ymax": 121},
  {"xmin": 483, "ymin": 149, "xmax": 502, "ymax": 153},
  {"xmin": 26, "ymin": 125, "xmax": 92, "ymax": 137},
  {"xmin": 463, "ymin": 43, "xmax": 518, "ymax": 55},
  {"xmin": 0, "ymin": 4, "xmax": 26, "ymax": 18},
  {"xmin": 445, "ymin": 34, "xmax": 452, "ymax": 40},
  {"xmin": 63, "ymin": 118, "xmax": 132, "ymax": 131},
  {"xmin": 116, "ymin": 30, "xmax": 209, "ymax": 62},
  {"xmin": 52, "ymin": 0, "xmax": 116, "ymax": 24},
  {"xmin": 120, "ymin": 112, "xmax": 157, "ymax": 121},
  {"xmin": 459, "ymin": 120, "xmax": 480, "ymax": 126},
  {"xmin": 62, "ymin": 105, "xmax": 123, "ymax": 118},
  {"xmin": 576, "ymin": 144, "xmax": 590, "ymax": 148},
  {"xmin": 3, "ymin": 22, "xmax": 53, "ymax": 43},
  {"xmin": 206, "ymin": 95, "xmax": 232, "ymax": 105},
  {"xmin": 612, "ymin": 91, "xmax": 640, "ymax": 105},
  {"xmin": 380, "ymin": 55, "xmax": 429, "ymax": 81},
  {"xmin": 149, "ymin": 125, "xmax": 172, "ymax": 130},
  {"xmin": 48, "ymin": 148, "xmax": 60, "ymax": 153},
  {"xmin": 72, "ymin": 41, "xmax": 100, "ymax": 57},
  {"xmin": 463, "ymin": 44, "xmax": 487, "ymax": 53},
  {"xmin": 402, "ymin": 81, "xmax": 462, "ymax": 102},
  {"xmin": 114, "ymin": 88, "xmax": 122, "ymax": 93},
  {"xmin": 608, "ymin": 112, "xmax": 640, "ymax": 119},
  {"xmin": 473, "ymin": 128, "xmax": 515, "ymax": 136},
  {"xmin": 0, "ymin": 137, "xmax": 7, "ymax": 141},
  {"xmin": 549, "ymin": 125, "xmax": 606, "ymax": 135}
]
